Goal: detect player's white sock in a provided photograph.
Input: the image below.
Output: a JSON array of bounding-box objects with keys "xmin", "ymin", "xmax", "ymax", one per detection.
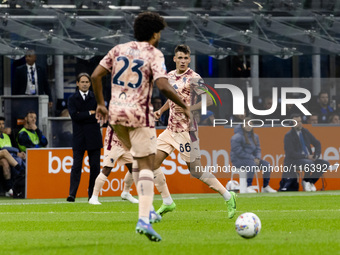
[
  {"xmin": 198, "ymin": 171, "xmax": 230, "ymax": 199},
  {"xmin": 222, "ymin": 191, "xmax": 232, "ymax": 201},
  {"xmin": 137, "ymin": 169, "xmax": 154, "ymax": 222},
  {"xmin": 92, "ymin": 172, "xmax": 107, "ymax": 197},
  {"xmin": 154, "ymin": 167, "xmax": 173, "ymax": 204},
  {"xmin": 140, "ymin": 217, "xmax": 149, "ymax": 224},
  {"xmin": 163, "ymin": 196, "xmax": 174, "ymax": 205}
]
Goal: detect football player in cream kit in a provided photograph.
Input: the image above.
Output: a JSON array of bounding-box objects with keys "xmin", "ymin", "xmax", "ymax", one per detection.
[
  {"xmin": 89, "ymin": 125, "xmax": 138, "ymax": 205},
  {"xmin": 153, "ymin": 44, "xmax": 237, "ymax": 219},
  {"xmin": 91, "ymin": 12, "xmax": 189, "ymax": 242}
]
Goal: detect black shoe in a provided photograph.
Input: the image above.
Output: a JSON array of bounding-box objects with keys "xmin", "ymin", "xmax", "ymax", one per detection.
[{"xmin": 67, "ymin": 196, "xmax": 75, "ymax": 202}]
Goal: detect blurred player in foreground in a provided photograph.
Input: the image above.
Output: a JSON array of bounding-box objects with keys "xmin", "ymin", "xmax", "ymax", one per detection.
[
  {"xmin": 91, "ymin": 12, "xmax": 189, "ymax": 242},
  {"xmin": 89, "ymin": 125, "xmax": 138, "ymax": 205}
]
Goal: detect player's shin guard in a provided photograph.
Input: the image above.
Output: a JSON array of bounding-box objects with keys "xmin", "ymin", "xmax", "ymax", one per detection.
[
  {"xmin": 137, "ymin": 169, "xmax": 154, "ymax": 222},
  {"xmin": 154, "ymin": 167, "xmax": 172, "ymax": 204},
  {"xmin": 123, "ymin": 171, "xmax": 134, "ymax": 193},
  {"xmin": 198, "ymin": 171, "xmax": 230, "ymax": 198},
  {"xmin": 92, "ymin": 172, "xmax": 107, "ymax": 197}
]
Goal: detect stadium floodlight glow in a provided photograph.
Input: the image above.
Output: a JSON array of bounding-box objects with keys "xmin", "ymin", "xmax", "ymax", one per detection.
[
  {"xmin": 276, "ymin": 47, "xmax": 302, "ymax": 59},
  {"xmin": 304, "ymin": 29, "xmax": 317, "ymax": 43},
  {"xmin": 6, "ymin": 46, "xmax": 25, "ymax": 60},
  {"xmin": 76, "ymin": 47, "xmax": 98, "ymax": 60},
  {"xmin": 209, "ymin": 47, "xmax": 234, "ymax": 60},
  {"xmin": 240, "ymin": 29, "xmax": 253, "ymax": 44}
]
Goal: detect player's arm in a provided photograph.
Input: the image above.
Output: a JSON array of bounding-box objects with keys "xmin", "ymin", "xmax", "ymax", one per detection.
[
  {"xmin": 155, "ymin": 100, "xmax": 169, "ymax": 120},
  {"xmin": 190, "ymin": 94, "xmax": 213, "ymax": 112},
  {"xmin": 159, "ymin": 100, "xmax": 170, "ymax": 114},
  {"xmin": 91, "ymin": 65, "xmax": 110, "ymax": 124},
  {"xmin": 155, "ymin": 78, "xmax": 189, "ymax": 118}
]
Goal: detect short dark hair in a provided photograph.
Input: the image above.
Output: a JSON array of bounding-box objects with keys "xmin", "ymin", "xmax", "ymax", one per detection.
[
  {"xmin": 328, "ymin": 113, "xmax": 339, "ymax": 123},
  {"xmin": 134, "ymin": 12, "xmax": 166, "ymax": 42},
  {"xmin": 25, "ymin": 49, "xmax": 36, "ymax": 56},
  {"xmin": 174, "ymin": 44, "xmax": 191, "ymax": 55},
  {"xmin": 0, "ymin": 116, "xmax": 5, "ymax": 121},
  {"xmin": 25, "ymin": 110, "xmax": 36, "ymax": 117},
  {"xmin": 318, "ymin": 90, "xmax": 328, "ymax": 98},
  {"xmin": 76, "ymin": 72, "xmax": 91, "ymax": 83}
]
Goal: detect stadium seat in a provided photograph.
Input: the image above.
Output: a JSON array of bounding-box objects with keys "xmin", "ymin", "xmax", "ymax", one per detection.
[{"xmin": 230, "ymin": 168, "xmax": 260, "ymax": 193}]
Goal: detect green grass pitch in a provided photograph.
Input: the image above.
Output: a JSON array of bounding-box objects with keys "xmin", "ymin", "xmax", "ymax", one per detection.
[{"xmin": 0, "ymin": 191, "xmax": 339, "ymax": 255}]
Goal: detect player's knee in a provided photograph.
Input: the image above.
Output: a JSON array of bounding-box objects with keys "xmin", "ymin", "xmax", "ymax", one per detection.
[
  {"xmin": 189, "ymin": 168, "xmax": 203, "ymax": 179},
  {"xmin": 102, "ymin": 166, "xmax": 112, "ymax": 176},
  {"xmin": 0, "ymin": 149, "xmax": 9, "ymax": 157}
]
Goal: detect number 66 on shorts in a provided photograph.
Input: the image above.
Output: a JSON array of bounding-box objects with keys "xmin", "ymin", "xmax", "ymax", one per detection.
[{"xmin": 157, "ymin": 129, "xmax": 200, "ymax": 163}]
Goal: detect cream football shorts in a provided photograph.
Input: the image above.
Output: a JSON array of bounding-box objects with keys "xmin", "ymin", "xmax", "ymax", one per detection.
[
  {"xmin": 157, "ymin": 129, "xmax": 200, "ymax": 163},
  {"xmin": 113, "ymin": 125, "xmax": 157, "ymax": 158},
  {"xmin": 103, "ymin": 144, "xmax": 133, "ymax": 168}
]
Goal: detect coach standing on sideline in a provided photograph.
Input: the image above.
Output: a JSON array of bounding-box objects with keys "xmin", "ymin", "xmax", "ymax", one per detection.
[{"xmin": 67, "ymin": 73, "xmax": 103, "ymax": 202}]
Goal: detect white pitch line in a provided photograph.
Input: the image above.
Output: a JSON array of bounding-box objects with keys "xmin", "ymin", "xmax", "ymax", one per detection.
[
  {"xmin": 0, "ymin": 191, "xmax": 339, "ymax": 206},
  {"xmin": 0, "ymin": 211, "xmax": 135, "ymax": 215},
  {"xmin": 215, "ymin": 209, "xmax": 340, "ymax": 213},
  {"xmin": 0, "ymin": 208, "xmax": 339, "ymax": 215},
  {"xmin": 0, "ymin": 196, "xmax": 200, "ymax": 206}
]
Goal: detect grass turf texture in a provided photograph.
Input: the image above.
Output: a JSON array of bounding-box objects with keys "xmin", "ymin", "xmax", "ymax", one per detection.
[{"xmin": 0, "ymin": 192, "xmax": 339, "ymax": 255}]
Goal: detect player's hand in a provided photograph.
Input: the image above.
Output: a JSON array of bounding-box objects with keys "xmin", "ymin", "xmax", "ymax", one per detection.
[
  {"xmin": 154, "ymin": 110, "xmax": 161, "ymax": 120},
  {"xmin": 254, "ymin": 158, "xmax": 260, "ymax": 165},
  {"xmin": 3, "ymin": 127, "xmax": 11, "ymax": 135},
  {"xmin": 174, "ymin": 105, "xmax": 184, "ymax": 113},
  {"xmin": 307, "ymin": 155, "xmax": 314, "ymax": 161},
  {"xmin": 183, "ymin": 106, "xmax": 190, "ymax": 119},
  {"xmin": 96, "ymin": 105, "xmax": 108, "ymax": 126},
  {"xmin": 30, "ymin": 123, "xmax": 37, "ymax": 131},
  {"xmin": 18, "ymin": 152, "xmax": 26, "ymax": 160}
]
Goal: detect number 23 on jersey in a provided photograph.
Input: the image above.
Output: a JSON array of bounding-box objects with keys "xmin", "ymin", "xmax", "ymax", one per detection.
[{"xmin": 112, "ymin": 56, "xmax": 144, "ymax": 89}]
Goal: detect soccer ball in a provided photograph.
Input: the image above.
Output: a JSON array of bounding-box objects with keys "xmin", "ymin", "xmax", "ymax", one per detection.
[
  {"xmin": 226, "ymin": 180, "xmax": 240, "ymax": 191},
  {"xmin": 235, "ymin": 212, "xmax": 261, "ymax": 239}
]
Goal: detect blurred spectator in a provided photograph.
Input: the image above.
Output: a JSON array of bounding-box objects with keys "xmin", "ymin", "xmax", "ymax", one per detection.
[
  {"xmin": 230, "ymin": 111, "xmax": 247, "ymax": 124},
  {"xmin": 0, "ymin": 117, "xmax": 26, "ymax": 197},
  {"xmin": 328, "ymin": 113, "xmax": 340, "ymax": 124},
  {"xmin": 316, "ymin": 90, "xmax": 334, "ymax": 123},
  {"xmin": 231, "ymin": 46, "xmax": 251, "ymax": 77},
  {"xmin": 281, "ymin": 114, "xmax": 329, "ymax": 192},
  {"xmin": 17, "ymin": 111, "xmax": 48, "ymax": 152},
  {"xmin": 3, "ymin": 127, "xmax": 12, "ymax": 136},
  {"xmin": 152, "ymin": 96, "xmax": 168, "ymax": 126},
  {"xmin": 230, "ymin": 117, "xmax": 277, "ymax": 193},
  {"xmin": 257, "ymin": 94, "xmax": 280, "ymax": 121},
  {"xmin": 306, "ymin": 113, "xmax": 318, "ymax": 124},
  {"xmin": 285, "ymin": 103, "xmax": 301, "ymax": 120},
  {"xmin": 12, "ymin": 49, "xmax": 53, "ymax": 111},
  {"xmin": 199, "ymin": 110, "xmax": 215, "ymax": 126}
]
